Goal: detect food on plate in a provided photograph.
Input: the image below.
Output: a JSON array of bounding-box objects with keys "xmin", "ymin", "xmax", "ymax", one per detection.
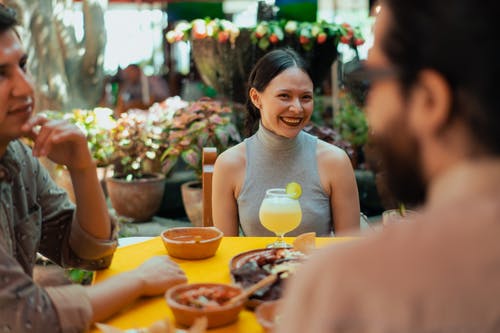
[
  {"xmin": 175, "ymin": 285, "xmax": 241, "ymax": 310},
  {"xmin": 230, "ymin": 248, "xmax": 307, "ymax": 304}
]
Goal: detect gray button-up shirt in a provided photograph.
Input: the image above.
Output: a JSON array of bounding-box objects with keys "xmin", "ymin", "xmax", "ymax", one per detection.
[{"xmin": 0, "ymin": 140, "xmax": 118, "ymax": 333}]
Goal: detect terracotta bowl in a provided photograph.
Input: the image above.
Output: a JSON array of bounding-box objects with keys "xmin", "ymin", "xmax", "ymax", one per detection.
[
  {"xmin": 255, "ymin": 300, "xmax": 283, "ymax": 333},
  {"xmin": 166, "ymin": 283, "xmax": 245, "ymax": 329},
  {"xmin": 161, "ymin": 227, "xmax": 223, "ymax": 260}
]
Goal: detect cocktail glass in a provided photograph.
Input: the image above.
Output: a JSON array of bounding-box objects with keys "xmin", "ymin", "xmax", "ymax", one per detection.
[{"xmin": 259, "ymin": 188, "xmax": 302, "ymax": 248}]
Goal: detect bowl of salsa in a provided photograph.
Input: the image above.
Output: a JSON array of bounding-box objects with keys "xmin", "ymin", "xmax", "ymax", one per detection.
[
  {"xmin": 161, "ymin": 227, "xmax": 223, "ymax": 259},
  {"xmin": 165, "ymin": 283, "xmax": 244, "ymax": 328}
]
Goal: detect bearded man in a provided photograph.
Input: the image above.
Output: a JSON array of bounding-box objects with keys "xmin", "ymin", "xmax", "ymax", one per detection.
[{"xmin": 277, "ymin": 0, "xmax": 500, "ymax": 332}]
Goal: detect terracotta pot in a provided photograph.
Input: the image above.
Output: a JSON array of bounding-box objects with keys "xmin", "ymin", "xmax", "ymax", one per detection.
[
  {"xmin": 106, "ymin": 173, "xmax": 166, "ymax": 222},
  {"xmin": 180, "ymin": 180, "xmax": 203, "ymax": 227}
]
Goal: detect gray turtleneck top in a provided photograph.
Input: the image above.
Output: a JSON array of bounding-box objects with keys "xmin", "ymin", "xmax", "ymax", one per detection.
[{"xmin": 237, "ymin": 124, "xmax": 332, "ymax": 236}]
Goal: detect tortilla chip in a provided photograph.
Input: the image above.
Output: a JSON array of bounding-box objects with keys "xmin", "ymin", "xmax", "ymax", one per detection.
[{"xmin": 293, "ymin": 232, "xmax": 316, "ymax": 254}]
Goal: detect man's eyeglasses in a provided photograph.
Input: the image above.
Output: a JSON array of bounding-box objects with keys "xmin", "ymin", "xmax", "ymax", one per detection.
[{"xmin": 342, "ymin": 61, "xmax": 399, "ymax": 106}]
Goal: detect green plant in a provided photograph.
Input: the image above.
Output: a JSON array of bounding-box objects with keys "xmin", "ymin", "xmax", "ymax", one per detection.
[
  {"xmin": 161, "ymin": 98, "xmax": 241, "ymax": 179},
  {"xmin": 303, "ymin": 123, "xmax": 357, "ymax": 168},
  {"xmin": 109, "ymin": 110, "xmax": 171, "ymax": 180},
  {"xmin": 333, "ymin": 89, "xmax": 368, "ymax": 149}
]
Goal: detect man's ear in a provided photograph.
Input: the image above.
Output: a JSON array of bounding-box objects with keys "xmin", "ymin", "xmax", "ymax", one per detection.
[
  {"xmin": 249, "ymin": 87, "xmax": 261, "ymax": 110},
  {"xmin": 408, "ymin": 69, "xmax": 453, "ymax": 137}
]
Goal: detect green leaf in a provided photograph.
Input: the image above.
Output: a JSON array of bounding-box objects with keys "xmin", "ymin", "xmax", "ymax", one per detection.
[{"xmin": 258, "ymin": 38, "xmax": 270, "ymax": 50}]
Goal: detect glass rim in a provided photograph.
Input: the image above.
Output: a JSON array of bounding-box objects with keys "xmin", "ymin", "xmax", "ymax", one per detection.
[{"xmin": 265, "ymin": 188, "xmax": 294, "ymax": 198}]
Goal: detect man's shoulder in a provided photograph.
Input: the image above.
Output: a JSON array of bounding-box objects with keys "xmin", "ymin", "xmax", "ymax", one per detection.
[
  {"xmin": 310, "ymin": 203, "xmax": 500, "ymax": 284},
  {"xmin": 2, "ymin": 140, "xmax": 36, "ymax": 169},
  {"xmin": 8, "ymin": 139, "xmax": 32, "ymax": 154}
]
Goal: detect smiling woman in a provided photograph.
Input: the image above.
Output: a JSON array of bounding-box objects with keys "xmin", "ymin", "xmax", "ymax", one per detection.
[{"xmin": 212, "ymin": 48, "xmax": 361, "ymax": 238}]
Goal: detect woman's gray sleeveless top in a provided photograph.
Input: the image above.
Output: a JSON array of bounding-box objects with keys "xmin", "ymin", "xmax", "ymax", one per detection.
[{"xmin": 237, "ymin": 124, "xmax": 332, "ymax": 236}]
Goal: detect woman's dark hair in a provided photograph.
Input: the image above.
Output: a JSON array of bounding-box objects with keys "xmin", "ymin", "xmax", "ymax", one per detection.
[
  {"xmin": 0, "ymin": 4, "xmax": 18, "ymax": 32},
  {"xmin": 382, "ymin": 0, "xmax": 500, "ymax": 154},
  {"xmin": 244, "ymin": 48, "xmax": 311, "ymax": 136}
]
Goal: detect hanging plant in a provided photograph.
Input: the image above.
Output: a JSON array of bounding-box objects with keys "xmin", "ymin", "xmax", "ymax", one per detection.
[
  {"xmin": 166, "ymin": 19, "xmax": 364, "ymax": 51},
  {"xmin": 166, "ymin": 18, "xmax": 240, "ymax": 45}
]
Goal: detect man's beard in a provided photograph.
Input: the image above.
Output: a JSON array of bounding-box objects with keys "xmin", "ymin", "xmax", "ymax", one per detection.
[{"xmin": 365, "ymin": 116, "xmax": 427, "ymax": 208}]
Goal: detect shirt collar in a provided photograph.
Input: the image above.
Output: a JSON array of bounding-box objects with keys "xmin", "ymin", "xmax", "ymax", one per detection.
[
  {"xmin": 0, "ymin": 141, "xmax": 22, "ymax": 182},
  {"xmin": 256, "ymin": 122, "xmax": 303, "ymax": 152}
]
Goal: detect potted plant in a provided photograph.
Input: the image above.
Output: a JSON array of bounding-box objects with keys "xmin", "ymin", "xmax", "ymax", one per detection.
[
  {"xmin": 105, "ymin": 104, "xmax": 177, "ymax": 222},
  {"xmin": 160, "ymin": 98, "xmax": 242, "ymax": 226}
]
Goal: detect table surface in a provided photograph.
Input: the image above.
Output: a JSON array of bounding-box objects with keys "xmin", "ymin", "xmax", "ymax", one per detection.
[{"xmin": 90, "ymin": 236, "xmax": 355, "ymax": 332}]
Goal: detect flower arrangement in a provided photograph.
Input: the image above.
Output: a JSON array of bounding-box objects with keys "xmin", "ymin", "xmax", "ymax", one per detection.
[
  {"xmin": 165, "ymin": 18, "xmax": 364, "ymax": 51},
  {"xmin": 166, "ymin": 18, "xmax": 240, "ymax": 45},
  {"xmin": 251, "ymin": 20, "xmax": 364, "ymax": 51},
  {"xmin": 161, "ymin": 98, "xmax": 242, "ymax": 179}
]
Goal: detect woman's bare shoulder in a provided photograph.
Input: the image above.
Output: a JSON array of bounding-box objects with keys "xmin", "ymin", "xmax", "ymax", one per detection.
[
  {"xmin": 215, "ymin": 142, "xmax": 247, "ymax": 171},
  {"xmin": 316, "ymin": 140, "xmax": 351, "ymax": 165}
]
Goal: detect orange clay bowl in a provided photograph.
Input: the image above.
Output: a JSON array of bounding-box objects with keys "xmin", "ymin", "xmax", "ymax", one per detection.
[
  {"xmin": 166, "ymin": 283, "xmax": 245, "ymax": 329},
  {"xmin": 161, "ymin": 227, "xmax": 223, "ymax": 260},
  {"xmin": 255, "ymin": 300, "xmax": 283, "ymax": 333}
]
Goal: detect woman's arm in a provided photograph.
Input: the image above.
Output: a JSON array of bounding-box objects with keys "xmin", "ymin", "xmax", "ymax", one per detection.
[
  {"xmin": 212, "ymin": 144, "xmax": 246, "ymax": 236},
  {"xmin": 317, "ymin": 142, "xmax": 360, "ymax": 234}
]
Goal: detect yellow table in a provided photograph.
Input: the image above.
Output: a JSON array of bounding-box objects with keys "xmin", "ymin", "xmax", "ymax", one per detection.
[{"xmin": 91, "ymin": 236, "xmax": 353, "ymax": 332}]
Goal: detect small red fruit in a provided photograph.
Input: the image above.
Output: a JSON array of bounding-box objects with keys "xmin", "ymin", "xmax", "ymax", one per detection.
[
  {"xmin": 269, "ymin": 34, "xmax": 279, "ymax": 44},
  {"xmin": 340, "ymin": 35, "xmax": 351, "ymax": 44},
  {"xmin": 218, "ymin": 31, "xmax": 229, "ymax": 43},
  {"xmin": 299, "ymin": 35, "xmax": 310, "ymax": 44},
  {"xmin": 317, "ymin": 33, "xmax": 327, "ymax": 44},
  {"xmin": 341, "ymin": 23, "xmax": 354, "ymax": 38},
  {"xmin": 354, "ymin": 38, "xmax": 365, "ymax": 46}
]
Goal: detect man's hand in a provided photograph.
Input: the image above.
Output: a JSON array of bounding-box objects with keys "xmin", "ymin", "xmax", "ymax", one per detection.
[
  {"xmin": 21, "ymin": 114, "xmax": 94, "ymax": 171},
  {"xmin": 132, "ymin": 256, "xmax": 187, "ymax": 296}
]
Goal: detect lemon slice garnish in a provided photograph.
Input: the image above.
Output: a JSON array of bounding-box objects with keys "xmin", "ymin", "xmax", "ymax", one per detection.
[{"xmin": 286, "ymin": 182, "xmax": 302, "ymax": 199}]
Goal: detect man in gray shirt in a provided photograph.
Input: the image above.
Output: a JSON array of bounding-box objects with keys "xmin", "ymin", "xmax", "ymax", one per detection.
[{"xmin": 0, "ymin": 5, "xmax": 186, "ymax": 332}]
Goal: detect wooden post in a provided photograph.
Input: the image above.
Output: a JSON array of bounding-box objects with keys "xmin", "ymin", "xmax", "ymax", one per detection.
[{"xmin": 202, "ymin": 147, "xmax": 218, "ymax": 227}]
